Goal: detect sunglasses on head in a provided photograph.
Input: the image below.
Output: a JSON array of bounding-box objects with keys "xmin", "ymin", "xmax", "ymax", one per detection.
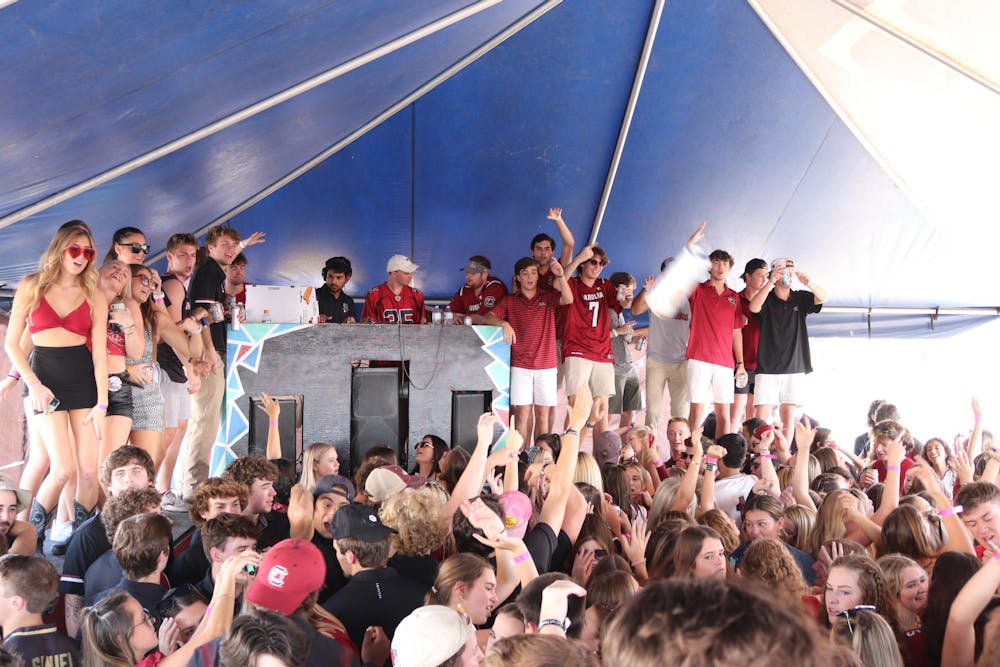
[
  {"xmin": 66, "ymin": 245, "xmax": 96, "ymax": 261},
  {"xmin": 119, "ymin": 242, "xmax": 151, "ymax": 254},
  {"xmin": 839, "ymin": 605, "xmax": 876, "ymax": 638}
]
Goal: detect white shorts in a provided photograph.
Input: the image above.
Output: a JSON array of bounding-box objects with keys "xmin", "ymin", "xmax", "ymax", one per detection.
[
  {"xmin": 754, "ymin": 373, "xmax": 805, "ymax": 407},
  {"xmin": 685, "ymin": 358, "xmax": 734, "ymax": 405},
  {"xmin": 510, "ymin": 367, "xmax": 558, "ymax": 407},
  {"xmin": 563, "ymin": 357, "xmax": 616, "ymax": 397},
  {"xmin": 161, "ymin": 377, "xmax": 191, "ymax": 429}
]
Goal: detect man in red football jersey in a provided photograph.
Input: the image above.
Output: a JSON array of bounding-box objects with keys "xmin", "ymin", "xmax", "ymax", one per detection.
[
  {"xmin": 448, "ymin": 255, "xmax": 508, "ymax": 324},
  {"xmin": 561, "ymin": 245, "xmax": 625, "ymax": 437},
  {"xmin": 483, "ymin": 258, "xmax": 573, "ymax": 443},
  {"xmin": 361, "ymin": 255, "xmax": 427, "ymax": 324}
]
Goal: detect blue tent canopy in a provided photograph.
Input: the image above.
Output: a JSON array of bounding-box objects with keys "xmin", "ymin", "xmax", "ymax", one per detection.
[{"xmin": 1, "ymin": 0, "xmax": 996, "ymax": 337}]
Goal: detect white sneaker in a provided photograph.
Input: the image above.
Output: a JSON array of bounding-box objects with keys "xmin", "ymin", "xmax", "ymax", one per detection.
[
  {"xmin": 160, "ymin": 490, "xmax": 192, "ymax": 512},
  {"xmin": 50, "ymin": 521, "xmax": 73, "ymax": 543}
]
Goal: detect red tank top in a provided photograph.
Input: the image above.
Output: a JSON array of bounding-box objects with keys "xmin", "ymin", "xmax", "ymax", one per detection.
[
  {"xmin": 106, "ymin": 323, "xmax": 126, "ymax": 356},
  {"xmin": 29, "ymin": 297, "xmax": 92, "ymax": 339}
]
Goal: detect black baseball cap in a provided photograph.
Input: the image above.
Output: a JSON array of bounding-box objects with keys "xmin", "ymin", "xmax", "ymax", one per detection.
[
  {"xmin": 313, "ymin": 474, "xmax": 355, "ymax": 501},
  {"xmin": 330, "ymin": 502, "xmax": 397, "ymax": 542},
  {"xmin": 743, "ymin": 258, "xmax": 767, "ymax": 278}
]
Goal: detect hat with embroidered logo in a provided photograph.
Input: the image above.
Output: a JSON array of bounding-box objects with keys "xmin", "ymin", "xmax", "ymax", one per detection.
[{"xmin": 244, "ymin": 538, "xmax": 325, "ymax": 615}]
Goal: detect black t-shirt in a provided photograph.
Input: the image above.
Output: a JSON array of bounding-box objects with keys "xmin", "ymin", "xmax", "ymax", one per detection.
[
  {"xmin": 165, "ymin": 529, "xmax": 210, "ymax": 588},
  {"xmin": 188, "ymin": 257, "xmax": 227, "ymax": 356},
  {"xmin": 322, "ymin": 567, "xmax": 427, "ymax": 650},
  {"xmin": 523, "ymin": 522, "xmax": 558, "ymax": 574},
  {"xmin": 2, "ymin": 624, "xmax": 81, "ymax": 667},
  {"xmin": 386, "ymin": 553, "xmax": 438, "ymax": 590},
  {"xmin": 257, "ymin": 511, "xmax": 291, "ymax": 550},
  {"xmin": 317, "ymin": 285, "xmax": 357, "ymax": 323},
  {"xmin": 753, "ymin": 290, "xmax": 822, "ymax": 374},
  {"xmin": 158, "ymin": 272, "xmax": 192, "ymax": 383},
  {"xmin": 60, "ymin": 513, "xmax": 110, "ymax": 596},
  {"xmin": 312, "ymin": 533, "xmax": 349, "ymax": 605}
]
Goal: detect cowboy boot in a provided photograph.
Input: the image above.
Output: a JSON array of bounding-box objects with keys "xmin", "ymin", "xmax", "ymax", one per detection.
[
  {"xmin": 73, "ymin": 500, "xmax": 97, "ymax": 529},
  {"xmin": 28, "ymin": 498, "xmax": 54, "ymax": 553}
]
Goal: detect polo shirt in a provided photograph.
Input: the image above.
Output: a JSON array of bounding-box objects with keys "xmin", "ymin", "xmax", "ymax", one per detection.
[
  {"xmin": 317, "ymin": 285, "xmax": 357, "ymax": 323},
  {"xmin": 686, "ymin": 280, "xmax": 742, "ymax": 368},
  {"xmin": 489, "ymin": 290, "xmax": 561, "ymax": 370},
  {"xmin": 753, "ymin": 289, "xmax": 822, "ymax": 374},
  {"xmin": 93, "ymin": 578, "xmax": 167, "ymax": 614}
]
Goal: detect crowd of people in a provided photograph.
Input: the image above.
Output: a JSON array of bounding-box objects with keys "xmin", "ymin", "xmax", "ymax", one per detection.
[{"xmin": 0, "ymin": 216, "xmax": 996, "ymax": 667}]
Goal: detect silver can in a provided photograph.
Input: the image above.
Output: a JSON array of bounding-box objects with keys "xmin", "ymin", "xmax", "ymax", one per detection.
[{"xmin": 209, "ymin": 301, "xmax": 224, "ymax": 323}]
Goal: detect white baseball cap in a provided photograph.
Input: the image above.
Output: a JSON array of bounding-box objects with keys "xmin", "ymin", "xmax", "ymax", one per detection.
[
  {"xmin": 387, "ymin": 255, "xmax": 419, "ymax": 273},
  {"xmin": 391, "ymin": 606, "xmax": 472, "ymax": 667}
]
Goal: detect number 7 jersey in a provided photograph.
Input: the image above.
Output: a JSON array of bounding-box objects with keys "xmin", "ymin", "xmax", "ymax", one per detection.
[{"xmin": 561, "ymin": 276, "xmax": 621, "ymax": 362}]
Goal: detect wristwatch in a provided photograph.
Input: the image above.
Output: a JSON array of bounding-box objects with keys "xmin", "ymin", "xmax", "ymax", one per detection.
[{"xmin": 539, "ymin": 618, "xmax": 571, "ymax": 632}]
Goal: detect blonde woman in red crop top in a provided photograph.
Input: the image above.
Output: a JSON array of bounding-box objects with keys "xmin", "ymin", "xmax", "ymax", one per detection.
[{"xmin": 3, "ymin": 221, "xmax": 109, "ymax": 542}]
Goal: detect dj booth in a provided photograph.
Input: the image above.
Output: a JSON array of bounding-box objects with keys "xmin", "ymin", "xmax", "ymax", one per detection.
[{"xmin": 207, "ymin": 322, "xmax": 512, "ymax": 476}]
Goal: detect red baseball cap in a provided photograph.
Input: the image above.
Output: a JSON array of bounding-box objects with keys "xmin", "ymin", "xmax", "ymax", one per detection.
[{"xmin": 245, "ymin": 539, "xmax": 326, "ymax": 614}]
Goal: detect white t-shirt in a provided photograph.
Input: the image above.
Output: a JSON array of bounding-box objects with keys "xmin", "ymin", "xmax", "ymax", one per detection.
[{"xmin": 713, "ymin": 473, "xmax": 758, "ymax": 521}]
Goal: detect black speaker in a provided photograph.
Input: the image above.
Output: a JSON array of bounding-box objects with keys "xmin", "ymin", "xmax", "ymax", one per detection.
[
  {"xmin": 350, "ymin": 365, "xmax": 408, "ymax": 470},
  {"xmin": 247, "ymin": 395, "xmax": 303, "ymax": 466},
  {"xmin": 451, "ymin": 390, "xmax": 492, "ymax": 452}
]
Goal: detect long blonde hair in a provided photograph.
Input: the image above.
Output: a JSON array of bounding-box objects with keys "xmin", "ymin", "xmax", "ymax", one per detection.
[
  {"xmin": 24, "ymin": 223, "xmax": 100, "ymax": 314},
  {"xmin": 300, "ymin": 442, "xmax": 335, "ymax": 492}
]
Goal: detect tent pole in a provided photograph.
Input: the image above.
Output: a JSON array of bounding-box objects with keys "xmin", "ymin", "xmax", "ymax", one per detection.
[
  {"xmin": 0, "ymin": 0, "xmax": 503, "ymax": 232},
  {"xmin": 146, "ymin": 0, "xmax": 564, "ymax": 259},
  {"xmin": 827, "ymin": 0, "xmax": 1000, "ymax": 97},
  {"xmin": 588, "ymin": 0, "xmax": 666, "ymax": 246}
]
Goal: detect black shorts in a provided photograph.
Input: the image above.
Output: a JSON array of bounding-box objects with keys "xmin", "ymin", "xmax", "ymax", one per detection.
[
  {"xmin": 106, "ymin": 371, "xmax": 133, "ymax": 418},
  {"xmin": 734, "ymin": 369, "xmax": 757, "ymax": 396},
  {"xmin": 30, "ymin": 345, "xmax": 97, "ymax": 412}
]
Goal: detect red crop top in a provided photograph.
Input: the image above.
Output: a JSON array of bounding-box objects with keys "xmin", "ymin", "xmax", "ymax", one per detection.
[{"xmin": 29, "ymin": 297, "xmax": 92, "ymax": 339}]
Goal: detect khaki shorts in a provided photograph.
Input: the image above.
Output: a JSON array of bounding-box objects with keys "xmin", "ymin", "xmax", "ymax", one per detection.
[{"xmin": 563, "ymin": 357, "xmax": 615, "ymax": 397}]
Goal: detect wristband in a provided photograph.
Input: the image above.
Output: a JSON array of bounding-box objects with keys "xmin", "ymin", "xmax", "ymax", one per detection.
[
  {"xmin": 269, "ymin": 419, "xmax": 279, "ymax": 427},
  {"xmin": 96, "ymin": 403, "xmax": 108, "ymax": 411},
  {"xmin": 153, "ymin": 294, "xmax": 164, "ymax": 303},
  {"xmin": 705, "ymin": 456, "xmax": 718, "ymax": 465},
  {"xmin": 975, "ymin": 416, "xmax": 983, "ymax": 422},
  {"xmin": 993, "ymin": 550, "xmax": 1000, "ymax": 562},
  {"xmin": 939, "ymin": 505, "xmax": 963, "ymax": 516},
  {"xmin": 887, "ymin": 465, "xmax": 901, "ymax": 472},
  {"xmin": 653, "ymin": 460, "xmax": 663, "ymax": 467},
  {"xmin": 759, "ymin": 453, "xmax": 776, "ymax": 460},
  {"xmin": 563, "ymin": 428, "xmax": 580, "ymax": 437},
  {"xmin": 512, "ymin": 552, "xmax": 531, "ymax": 564},
  {"xmin": 7, "ymin": 369, "xmax": 20, "ymax": 380},
  {"xmin": 584, "ymin": 421, "xmax": 595, "ymax": 429},
  {"xmin": 631, "ymin": 558, "xmax": 647, "ymax": 568}
]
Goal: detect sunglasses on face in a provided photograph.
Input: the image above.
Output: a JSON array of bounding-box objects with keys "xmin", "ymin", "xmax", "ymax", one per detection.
[
  {"xmin": 416, "ymin": 441, "xmax": 433, "ymax": 449},
  {"xmin": 680, "ymin": 451, "xmax": 693, "ymax": 460},
  {"xmin": 119, "ymin": 242, "xmax": 151, "ymax": 254},
  {"xmin": 133, "ymin": 275, "xmax": 152, "ymax": 286},
  {"xmin": 584, "ymin": 259, "xmax": 608, "ymax": 267},
  {"xmin": 66, "ymin": 245, "xmax": 97, "ymax": 261}
]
